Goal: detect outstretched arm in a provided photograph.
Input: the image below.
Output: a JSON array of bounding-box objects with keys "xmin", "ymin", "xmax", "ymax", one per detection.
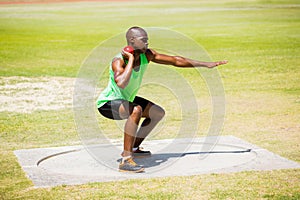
[{"xmin": 148, "ymin": 49, "xmax": 227, "ymax": 68}]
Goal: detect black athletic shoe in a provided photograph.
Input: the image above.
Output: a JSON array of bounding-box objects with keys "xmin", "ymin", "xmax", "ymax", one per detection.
[
  {"xmin": 119, "ymin": 157, "xmax": 144, "ymax": 173},
  {"xmin": 133, "ymin": 147, "xmax": 152, "ymax": 158}
]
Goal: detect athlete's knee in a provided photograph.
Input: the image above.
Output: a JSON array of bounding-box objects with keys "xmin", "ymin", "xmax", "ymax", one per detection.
[
  {"xmin": 150, "ymin": 105, "xmax": 165, "ymax": 121},
  {"xmin": 157, "ymin": 106, "xmax": 165, "ymax": 120},
  {"xmin": 131, "ymin": 105, "xmax": 143, "ymax": 118}
]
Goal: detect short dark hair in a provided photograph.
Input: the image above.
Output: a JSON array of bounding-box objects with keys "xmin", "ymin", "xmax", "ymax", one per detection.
[{"xmin": 126, "ymin": 26, "xmax": 147, "ymax": 43}]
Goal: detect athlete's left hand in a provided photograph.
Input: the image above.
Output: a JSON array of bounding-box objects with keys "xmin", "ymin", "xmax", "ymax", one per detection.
[{"xmin": 206, "ymin": 60, "xmax": 228, "ymax": 68}]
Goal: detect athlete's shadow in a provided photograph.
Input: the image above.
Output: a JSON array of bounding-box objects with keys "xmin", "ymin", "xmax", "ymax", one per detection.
[
  {"xmin": 134, "ymin": 152, "xmax": 186, "ymax": 168},
  {"xmin": 134, "ymin": 149, "xmax": 251, "ymax": 168}
]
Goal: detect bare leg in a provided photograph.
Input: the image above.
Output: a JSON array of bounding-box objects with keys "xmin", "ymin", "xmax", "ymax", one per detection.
[
  {"xmin": 133, "ymin": 103, "xmax": 165, "ymax": 148},
  {"xmin": 120, "ymin": 105, "xmax": 142, "ymax": 157}
]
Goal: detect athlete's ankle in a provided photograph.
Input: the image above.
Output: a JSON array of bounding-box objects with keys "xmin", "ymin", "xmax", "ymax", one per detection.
[
  {"xmin": 121, "ymin": 155, "xmax": 132, "ymax": 164},
  {"xmin": 121, "ymin": 150, "xmax": 132, "ymax": 157}
]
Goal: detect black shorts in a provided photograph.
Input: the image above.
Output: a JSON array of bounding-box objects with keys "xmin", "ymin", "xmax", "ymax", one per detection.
[{"xmin": 98, "ymin": 96, "xmax": 150, "ymax": 120}]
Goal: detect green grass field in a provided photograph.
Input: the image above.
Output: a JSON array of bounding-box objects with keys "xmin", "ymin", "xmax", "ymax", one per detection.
[{"xmin": 1, "ymin": 0, "xmax": 300, "ymax": 199}]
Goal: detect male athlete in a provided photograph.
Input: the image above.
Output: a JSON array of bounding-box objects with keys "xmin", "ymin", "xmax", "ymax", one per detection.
[{"xmin": 97, "ymin": 26, "xmax": 227, "ymax": 173}]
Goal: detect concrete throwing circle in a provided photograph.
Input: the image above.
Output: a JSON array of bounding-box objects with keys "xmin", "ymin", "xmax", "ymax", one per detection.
[
  {"xmin": 37, "ymin": 140, "xmax": 255, "ymax": 176},
  {"xmin": 73, "ymin": 27, "xmax": 225, "ymax": 171},
  {"xmin": 14, "ymin": 135, "xmax": 300, "ymax": 187}
]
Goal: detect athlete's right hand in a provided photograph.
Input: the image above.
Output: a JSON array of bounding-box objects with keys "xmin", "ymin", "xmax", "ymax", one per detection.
[{"xmin": 121, "ymin": 49, "xmax": 134, "ymax": 61}]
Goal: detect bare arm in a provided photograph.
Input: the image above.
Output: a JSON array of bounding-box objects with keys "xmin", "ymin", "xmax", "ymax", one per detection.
[
  {"xmin": 148, "ymin": 49, "xmax": 227, "ymax": 68},
  {"xmin": 112, "ymin": 51, "xmax": 134, "ymax": 89}
]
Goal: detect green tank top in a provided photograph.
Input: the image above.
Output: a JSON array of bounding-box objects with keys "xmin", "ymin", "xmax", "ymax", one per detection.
[{"xmin": 97, "ymin": 53, "xmax": 149, "ymax": 108}]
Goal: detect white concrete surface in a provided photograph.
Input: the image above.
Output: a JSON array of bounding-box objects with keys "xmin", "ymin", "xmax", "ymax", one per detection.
[{"xmin": 14, "ymin": 136, "xmax": 300, "ymax": 187}]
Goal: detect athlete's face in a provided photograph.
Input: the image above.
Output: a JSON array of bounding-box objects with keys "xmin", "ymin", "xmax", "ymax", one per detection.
[{"xmin": 132, "ymin": 32, "xmax": 148, "ymax": 53}]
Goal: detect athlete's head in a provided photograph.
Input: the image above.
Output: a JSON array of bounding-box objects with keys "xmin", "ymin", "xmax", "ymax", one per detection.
[{"xmin": 126, "ymin": 26, "xmax": 148, "ymax": 53}]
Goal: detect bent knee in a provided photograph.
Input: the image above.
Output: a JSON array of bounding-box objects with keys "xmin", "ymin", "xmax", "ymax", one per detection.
[
  {"xmin": 157, "ymin": 106, "xmax": 165, "ymax": 120},
  {"xmin": 151, "ymin": 105, "xmax": 165, "ymax": 121},
  {"xmin": 132, "ymin": 105, "xmax": 143, "ymax": 117}
]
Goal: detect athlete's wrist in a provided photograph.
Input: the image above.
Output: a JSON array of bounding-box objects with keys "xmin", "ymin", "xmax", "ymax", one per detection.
[{"xmin": 128, "ymin": 55, "xmax": 134, "ymax": 64}]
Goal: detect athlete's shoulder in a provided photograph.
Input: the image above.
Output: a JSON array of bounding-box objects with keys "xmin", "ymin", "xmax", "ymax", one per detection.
[
  {"xmin": 112, "ymin": 53, "xmax": 124, "ymax": 63},
  {"xmin": 111, "ymin": 53, "xmax": 126, "ymax": 71},
  {"xmin": 145, "ymin": 48, "xmax": 156, "ymax": 62},
  {"xmin": 112, "ymin": 52, "xmax": 123, "ymax": 61}
]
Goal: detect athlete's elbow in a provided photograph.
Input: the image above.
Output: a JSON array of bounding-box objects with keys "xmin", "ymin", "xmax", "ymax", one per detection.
[
  {"xmin": 174, "ymin": 56, "xmax": 192, "ymax": 67},
  {"xmin": 114, "ymin": 77, "xmax": 126, "ymax": 89},
  {"xmin": 118, "ymin": 84, "xmax": 126, "ymax": 89},
  {"xmin": 116, "ymin": 81, "xmax": 127, "ymax": 89}
]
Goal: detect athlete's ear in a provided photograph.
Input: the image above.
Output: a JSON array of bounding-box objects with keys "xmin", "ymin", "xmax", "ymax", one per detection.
[{"xmin": 129, "ymin": 37, "xmax": 135, "ymax": 44}]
